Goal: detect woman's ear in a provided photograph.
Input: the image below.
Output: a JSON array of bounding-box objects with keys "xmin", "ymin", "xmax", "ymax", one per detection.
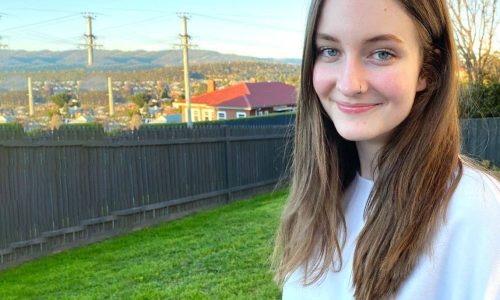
[
  {"xmin": 416, "ymin": 48, "xmax": 440, "ymax": 92},
  {"xmin": 416, "ymin": 75, "xmax": 427, "ymax": 92}
]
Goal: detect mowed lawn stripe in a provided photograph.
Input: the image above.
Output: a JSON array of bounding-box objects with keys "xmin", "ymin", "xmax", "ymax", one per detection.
[{"xmin": 0, "ymin": 189, "xmax": 288, "ymax": 300}]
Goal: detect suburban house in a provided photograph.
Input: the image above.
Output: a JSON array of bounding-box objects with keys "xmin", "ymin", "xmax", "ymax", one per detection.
[
  {"xmin": 173, "ymin": 81, "xmax": 297, "ymax": 122},
  {"xmin": 0, "ymin": 114, "xmax": 16, "ymax": 124},
  {"xmin": 68, "ymin": 114, "xmax": 96, "ymax": 124}
]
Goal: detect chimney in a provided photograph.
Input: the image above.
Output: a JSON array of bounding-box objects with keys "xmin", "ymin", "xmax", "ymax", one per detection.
[{"xmin": 207, "ymin": 79, "xmax": 216, "ymax": 93}]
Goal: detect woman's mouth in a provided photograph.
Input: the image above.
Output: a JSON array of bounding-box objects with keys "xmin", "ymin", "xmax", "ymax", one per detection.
[{"xmin": 335, "ymin": 101, "xmax": 381, "ymax": 114}]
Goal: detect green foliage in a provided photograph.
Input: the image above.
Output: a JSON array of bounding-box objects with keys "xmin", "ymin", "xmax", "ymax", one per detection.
[
  {"xmin": 47, "ymin": 108, "xmax": 60, "ymax": 118},
  {"xmin": 160, "ymin": 87, "xmax": 170, "ymax": 99},
  {"xmin": 459, "ymin": 83, "xmax": 500, "ymax": 118},
  {"xmin": 0, "ymin": 190, "xmax": 288, "ymax": 299},
  {"xmin": 52, "ymin": 123, "xmax": 105, "ymax": 139},
  {"xmin": 0, "ymin": 123, "xmax": 22, "ymax": 130},
  {"xmin": 480, "ymin": 160, "xmax": 500, "ymax": 172},
  {"xmin": 0, "ymin": 123, "xmax": 24, "ymax": 140},
  {"xmin": 128, "ymin": 92, "xmax": 150, "ymax": 107},
  {"xmin": 48, "ymin": 93, "xmax": 72, "ymax": 108}
]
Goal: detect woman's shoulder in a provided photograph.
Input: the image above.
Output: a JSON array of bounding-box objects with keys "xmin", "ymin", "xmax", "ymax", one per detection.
[
  {"xmin": 446, "ymin": 164, "xmax": 499, "ymax": 227},
  {"xmin": 400, "ymin": 166, "xmax": 499, "ymax": 300},
  {"xmin": 451, "ymin": 165, "xmax": 499, "ymax": 201}
]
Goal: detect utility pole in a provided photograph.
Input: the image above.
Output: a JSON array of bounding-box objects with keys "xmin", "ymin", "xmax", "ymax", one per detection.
[
  {"xmin": 178, "ymin": 13, "xmax": 192, "ymax": 128},
  {"xmin": 28, "ymin": 77, "xmax": 34, "ymax": 116},
  {"xmin": 108, "ymin": 77, "xmax": 114, "ymax": 117},
  {"xmin": 83, "ymin": 13, "xmax": 96, "ymax": 66}
]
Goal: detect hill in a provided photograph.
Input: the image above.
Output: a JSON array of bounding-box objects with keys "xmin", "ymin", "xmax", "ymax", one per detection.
[{"xmin": 0, "ymin": 49, "xmax": 301, "ymax": 71}]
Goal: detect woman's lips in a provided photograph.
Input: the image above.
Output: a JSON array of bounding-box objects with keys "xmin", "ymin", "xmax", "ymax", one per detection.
[{"xmin": 335, "ymin": 101, "xmax": 381, "ymax": 114}]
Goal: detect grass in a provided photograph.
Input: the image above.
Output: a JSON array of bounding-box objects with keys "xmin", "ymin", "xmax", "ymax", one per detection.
[{"xmin": 0, "ymin": 189, "xmax": 288, "ymax": 299}]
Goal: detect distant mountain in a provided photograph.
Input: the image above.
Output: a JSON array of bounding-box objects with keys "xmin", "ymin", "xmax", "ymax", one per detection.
[{"xmin": 0, "ymin": 49, "xmax": 301, "ymax": 71}]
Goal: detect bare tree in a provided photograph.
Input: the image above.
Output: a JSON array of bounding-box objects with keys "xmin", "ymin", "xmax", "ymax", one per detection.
[
  {"xmin": 483, "ymin": 50, "xmax": 500, "ymax": 82},
  {"xmin": 129, "ymin": 113, "xmax": 142, "ymax": 131},
  {"xmin": 448, "ymin": 0, "xmax": 498, "ymax": 85},
  {"xmin": 50, "ymin": 114, "xmax": 62, "ymax": 130}
]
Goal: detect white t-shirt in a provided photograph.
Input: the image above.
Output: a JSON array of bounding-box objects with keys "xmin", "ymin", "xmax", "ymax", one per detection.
[{"xmin": 283, "ymin": 166, "xmax": 500, "ymax": 300}]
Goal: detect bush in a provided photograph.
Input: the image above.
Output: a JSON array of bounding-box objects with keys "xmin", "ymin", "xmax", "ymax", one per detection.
[
  {"xmin": 459, "ymin": 83, "xmax": 500, "ymax": 118},
  {"xmin": 0, "ymin": 123, "xmax": 24, "ymax": 139},
  {"xmin": 48, "ymin": 93, "xmax": 72, "ymax": 108},
  {"xmin": 128, "ymin": 92, "xmax": 150, "ymax": 107}
]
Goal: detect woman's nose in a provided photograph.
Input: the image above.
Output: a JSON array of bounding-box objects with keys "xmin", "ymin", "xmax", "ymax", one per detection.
[{"xmin": 336, "ymin": 58, "xmax": 366, "ymax": 96}]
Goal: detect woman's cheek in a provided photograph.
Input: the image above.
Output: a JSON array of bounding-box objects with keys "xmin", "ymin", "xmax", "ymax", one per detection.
[
  {"xmin": 373, "ymin": 72, "xmax": 413, "ymax": 103},
  {"xmin": 312, "ymin": 64, "xmax": 333, "ymax": 98}
]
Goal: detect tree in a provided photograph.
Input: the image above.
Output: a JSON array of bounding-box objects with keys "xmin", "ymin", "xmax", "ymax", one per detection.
[
  {"xmin": 49, "ymin": 93, "xmax": 71, "ymax": 108},
  {"xmin": 483, "ymin": 51, "xmax": 500, "ymax": 83},
  {"xmin": 129, "ymin": 113, "xmax": 142, "ymax": 131},
  {"xmin": 161, "ymin": 88, "xmax": 170, "ymax": 99},
  {"xmin": 448, "ymin": 0, "xmax": 498, "ymax": 85},
  {"xmin": 128, "ymin": 92, "xmax": 150, "ymax": 107},
  {"xmin": 49, "ymin": 113, "xmax": 62, "ymax": 130}
]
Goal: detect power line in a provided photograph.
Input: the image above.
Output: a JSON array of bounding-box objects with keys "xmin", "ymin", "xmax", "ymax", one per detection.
[
  {"xmin": 2, "ymin": 14, "xmax": 80, "ymax": 33},
  {"xmin": 2, "ymin": 8, "xmax": 77, "ymax": 13},
  {"xmin": 98, "ymin": 14, "xmax": 176, "ymax": 33},
  {"xmin": 191, "ymin": 13, "xmax": 302, "ymax": 33},
  {"xmin": 191, "ymin": 12, "xmax": 294, "ymax": 20}
]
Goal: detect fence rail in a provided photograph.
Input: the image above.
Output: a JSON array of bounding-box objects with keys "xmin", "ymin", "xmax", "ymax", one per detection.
[{"xmin": 0, "ymin": 125, "xmax": 293, "ymax": 270}]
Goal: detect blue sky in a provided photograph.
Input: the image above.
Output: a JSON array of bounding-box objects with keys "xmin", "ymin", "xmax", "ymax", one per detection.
[{"xmin": 0, "ymin": 0, "xmax": 311, "ymax": 59}]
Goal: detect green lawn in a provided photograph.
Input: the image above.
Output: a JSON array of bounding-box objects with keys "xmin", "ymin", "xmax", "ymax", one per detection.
[{"xmin": 0, "ymin": 189, "xmax": 288, "ymax": 299}]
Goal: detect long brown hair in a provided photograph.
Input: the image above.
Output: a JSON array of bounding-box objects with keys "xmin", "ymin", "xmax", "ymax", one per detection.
[{"xmin": 272, "ymin": 0, "xmax": 463, "ymax": 299}]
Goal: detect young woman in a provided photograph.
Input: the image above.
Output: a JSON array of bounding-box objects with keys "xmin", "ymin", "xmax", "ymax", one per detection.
[{"xmin": 273, "ymin": 0, "xmax": 500, "ymax": 299}]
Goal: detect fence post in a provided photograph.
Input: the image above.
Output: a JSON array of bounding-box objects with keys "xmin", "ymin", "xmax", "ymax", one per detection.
[{"xmin": 224, "ymin": 126, "xmax": 232, "ymax": 203}]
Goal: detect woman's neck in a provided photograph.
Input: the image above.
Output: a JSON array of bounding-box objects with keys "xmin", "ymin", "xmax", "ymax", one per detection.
[{"xmin": 356, "ymin": 141, "xmax": 384, "ymax": 180}]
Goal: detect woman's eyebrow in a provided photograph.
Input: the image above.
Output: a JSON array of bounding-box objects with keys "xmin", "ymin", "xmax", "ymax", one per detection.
[
  {"xmin": 315, "ymin": 33, "xmax": 403, "ymax": 44},
  {"xmin": 364, "ymin": 34, "xmax": 403, "ymax": 44},
  {"xmin": 315, "ymin": 33, "xmax": 339, "ymax": 43}
]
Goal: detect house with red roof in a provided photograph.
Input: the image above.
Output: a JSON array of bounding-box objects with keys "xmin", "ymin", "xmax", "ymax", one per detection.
[{"xmin": 173, "ymin": 81, "xmax": 296, "ymax": 122}]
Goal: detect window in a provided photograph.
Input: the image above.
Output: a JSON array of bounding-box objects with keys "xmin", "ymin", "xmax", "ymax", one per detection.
[
  {"xmin": 236, "ymin": 112, "xmax": 246, "ymax": 119},
  {"xmin": 192, "ymin": 109, "xmax": 200, "ymax": 122},
  {"xmin": 217, "ymin": 111, "xmax": 226, "ymax": 120},
  {"xmin": 202, "ymin": 109, "xmax": 211, "ymax": 121}
]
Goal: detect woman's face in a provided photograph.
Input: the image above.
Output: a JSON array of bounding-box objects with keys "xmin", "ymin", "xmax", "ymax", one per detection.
[{"xmin": 313, "ymin": 0, "xmax": 427, "ymax": 146}]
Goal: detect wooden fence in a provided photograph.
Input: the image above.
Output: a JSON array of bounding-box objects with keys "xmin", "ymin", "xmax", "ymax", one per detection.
[
  {"xmin": 461, "ymin": 117, "xmax": 500, "ymax": 166},
  {"xmin": 0, "ymin": 117, "xmax": 498, "ymax": 270},
  {"xmin": 0, "ymin": 125, "xmax": 293, "ymax": 270}
]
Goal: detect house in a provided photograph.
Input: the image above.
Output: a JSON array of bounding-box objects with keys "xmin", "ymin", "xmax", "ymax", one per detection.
[
  {"xmin": 0, "ymin": 114, "xmax": 16, "ymax": 124},
  {"xmin": 148, "ymin": 114, "xmax": 182, "ymax": 124},
  {"xmin": 173, "ymin": 82, "xmax": 296, "ymax": 122},
  {"xmin": 68, "ymin": 115, "xmax": 96, "ymax": 124}
]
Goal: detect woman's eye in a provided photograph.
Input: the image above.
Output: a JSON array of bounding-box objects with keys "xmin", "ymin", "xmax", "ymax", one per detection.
[
  {"xmin": 319, "ymin": 47, "xmax": 339, "ymax": 58},
  {"xmin": 373, "ymin": 50, "xmax": 395, "ymax": 61}
]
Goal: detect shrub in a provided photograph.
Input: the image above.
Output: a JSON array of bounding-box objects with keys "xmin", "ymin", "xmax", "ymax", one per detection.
[{"xmin": 459, "ymin": 83, "xmax": 500, "ymax": 118}]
